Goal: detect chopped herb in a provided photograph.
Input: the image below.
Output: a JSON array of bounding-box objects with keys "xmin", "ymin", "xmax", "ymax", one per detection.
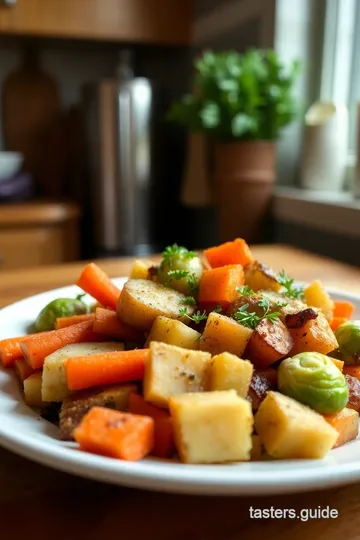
[
  {"xmin": 187, "ymin": 273, "xmax": 199, "ymax": 295},
  {"xmin": 167, "ymin": 269, "xmax": 189, "ymax": 281},
  {"xmin": 234, "ymin": 296, "xmax": 281, "ymax": 329},
  {"xmin": 179, "ymin": 307, "xmax": 208, "ymax": 324},
  {"xmin": 236, "ymin": 285, "xmax": 255, "ymax": 296},
  {"xmin": 182, "ymin": 296, "xmax": 197, "ymax": 306},
  {"xmin": 76, "ymin": 293, "xmax": 86, "ymax": 301},
  {"xmin": 211, "ymin": 304, "xmax": 223, "ymax": 313},
  {"xmin": 161, "ymin": 244, "xmax": 197, "ymax": 268},
  {"xmin": 277, "ymin": 270, "xmax": 305, "ymax": 299}
]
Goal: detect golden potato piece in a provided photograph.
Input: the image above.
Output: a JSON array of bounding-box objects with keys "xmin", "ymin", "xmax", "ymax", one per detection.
[
  {"xmin": 169, "ymin": 390, "xmax": 253, "ymax": 463},
  {"xmin": 255, "ymin": 391, "xmax": 338, "ymax": 459},
  {"xmin": 244, "ymin": 261, "xmax": 281, "ymax": 292},
  {"xmin": 209, "ymin": 352, "xmax": 253, "ymax": 398},
  {"xmin": 24, "ymin": 372, "xmax": 47, "ymax": 408},
  {"xmin": 145, "ymin": 315, "xmax": 200, "ymax": 350},
  {"xmin": 199, "ymin": 312, "xmax": 253, "ymax": 357},
  {"xmin": 143, "ymin": 341, "xmax": 211, "ymax": 408},
  {"xmin": 289, "ymin": 312, "xmax": 338, "ymax": 356},
  {"xmin": 117, "ymin": 279, "xmax": 194, "ymax": 331},
  {"xmin": 129, "ymin": 259, "xmax": 156, "ymax": 280},
  {"xmin": 304, "ymin": 280, "xmax": 334, "ymax": 320},
  {"xmin": 42, "ymin": 342, "xmax": 123, "ymax": 402}
]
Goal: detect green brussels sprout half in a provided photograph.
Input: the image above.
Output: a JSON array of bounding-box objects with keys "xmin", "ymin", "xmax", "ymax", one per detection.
[
  {"xmin": 278, "ymin": 352, "xmax": 348, "ymax": 414},
  {"xmin": 158, "ymin": 246, "xmax": 203, "ymax": 296},
  {"xmin": 35, "ymin": 297, "xmax": 88, "ymax": 332},
  {"xmin": 335, "ymin": 320, "xmax": 360, "ymax": 362}
]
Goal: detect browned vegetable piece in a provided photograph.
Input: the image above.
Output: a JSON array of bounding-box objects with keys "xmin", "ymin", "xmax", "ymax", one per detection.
[
  {"xmin": 244, "ymin": 261, "xmax": 282, "ymax": 292},
  {"xmin": 226, "ymin": 294, "xmax": 273, "ymax": 319},
  {"xmin": 248, "ymin": 371, "xmax": 277, "ymax": 411},
  {"xmin": 345, "ymin": 374, "xmax": 360, "ymax": 412},
  {"xmin": 289, "ymin": 312, "xmax": 338, "ymax": 356},
  {"xmin": 285, "ymin": 308, "xmax": 318, "ymax": 329},
  {"xmin": 59, "ymin": 383, "xmax": 137, "ymax": 440},
  {"xmin": 245, "ymin": 318, "xmax": 293, "ymax": 368}
]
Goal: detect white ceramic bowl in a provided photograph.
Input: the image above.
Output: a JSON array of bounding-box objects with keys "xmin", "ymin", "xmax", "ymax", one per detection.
[{"xmin": 0, "ymin": 152, "xmax": 23, "ymax": 181}]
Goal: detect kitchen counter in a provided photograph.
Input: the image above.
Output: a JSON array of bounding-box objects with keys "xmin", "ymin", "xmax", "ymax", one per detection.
[{"xmin": 1, "ymin": 244, "xmax": 360, "ymax": 539}]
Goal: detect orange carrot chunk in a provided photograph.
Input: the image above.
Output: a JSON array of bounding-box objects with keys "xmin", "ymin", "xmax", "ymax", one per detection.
[
  {"xmin": 74, "ymin": 407, "xmax": 154, "ymax": 461},
  {"xmin": 66, "ymin": 348, "xmax": 149, "ymax": 391},
  {"xmin": 198, "ymin": 264, "xmax": 244, "ymax": 310},
  {"xmin": 55, "ymin": 313, "xmax": 95, "ymax": 330},
  {"xmin": 204, "ymin": 238, "xmax": 253, "ymax": 268},
  {"xmin": 21, "ymin": 320, "xmax": 99, "ymax": 369},
  {"xmin": 128, "ymin": 393, "xmax": 174, "ymax": 458},
  {"xmin": 76, "ymin": 263, "xmax": 121, "ymax": 310},
  {"xmin": 14, "ymin": 357, "xmax": 36, "ymax": 382},
  {"xmin": 330, "ymin": 317, "xmax": 348, "ymax": 331},
  {"xmin": 93, "ymin": 307, "xmax": 142, "ymax": 342},
  {"xmin": 323, "ymin": 408, "xmax": 359, "ymax": 448},
  {"xmin": 343, "ymin": 365, "xmax": 360, "ymax": 379},
  {"xmin": 333, "ymin": 300, "xmax": 355, "ymax": 319},
  {"xmin": 0, "ymin": 331, "xmax": 48, "ymax": 368}
]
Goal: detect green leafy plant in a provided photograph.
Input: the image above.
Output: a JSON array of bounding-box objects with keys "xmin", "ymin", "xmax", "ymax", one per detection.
[{"xmin": 168, "ymin": 49, "xmax": 300, "ymax": 141}]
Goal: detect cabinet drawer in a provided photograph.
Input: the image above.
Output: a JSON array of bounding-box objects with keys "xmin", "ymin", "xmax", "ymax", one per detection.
[{"xmin": 0, "ymin": 227, "xmax": 66, "ymax": 269}]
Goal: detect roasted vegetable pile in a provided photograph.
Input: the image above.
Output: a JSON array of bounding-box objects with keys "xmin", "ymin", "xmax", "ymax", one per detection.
[{"xmin": 1, "ymin": 238, "xmax": 359, "ymax": 464}]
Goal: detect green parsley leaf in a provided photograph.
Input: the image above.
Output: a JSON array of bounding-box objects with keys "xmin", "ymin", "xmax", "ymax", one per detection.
[
  {"xmin": 161, "ymin": 244, "xmax": 197, "ymax": 268},
  {"xmin": 182, "ymin": 296, "xmax": 197, "ymax": 306},
  {"xmin": 167, "ymin": 269, "xmax": 189, "ymax": 281},
  {"xmin": 179, "ymin": 308, "xmax": 208, "ymax": 324},
  {"xmin": 187, "ymin": 273, "xmax": 199, "ymax": 295},
  {"xmin": 277, "ymin": 270, "xmax": 305, "ymax": 299},
  {"xmin": 236, "ymin": 285, "xmax": 255, "ymax": 296},
  {"xmin": 234, "ymin": 296, "xmax": 282, "ymax": 329}
]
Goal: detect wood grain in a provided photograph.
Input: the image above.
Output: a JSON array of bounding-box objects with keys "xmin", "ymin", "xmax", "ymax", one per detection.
[
  {"xmin": 0, "ymin": 0, "xmax": 194, "ymax": 45},
  {"xmin": 1, "ymin": 244, "xmax": 360, "ymax": 538}
]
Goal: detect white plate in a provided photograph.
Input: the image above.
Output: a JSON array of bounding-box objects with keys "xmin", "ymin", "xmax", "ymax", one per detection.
[{"xmin": 0, "ymin": 278, "xmax": 360, "ymax": 496}]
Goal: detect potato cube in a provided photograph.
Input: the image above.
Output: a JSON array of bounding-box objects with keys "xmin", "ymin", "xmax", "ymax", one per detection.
[
  {"xmin": 199, "ymin": 312, "xmax": 253, "ymax": 357},
  {"xmin": 304, "ymin": 280, "xmax": 334, "ymax": 320},
  {"xmin": 169, "ymin": 390, "xmax": 253, "ymax": 463},
  {"xmin": 24, "ymin": 372, "xmax": 47, "ymax": 408},
  {"xmin": 129, "ymin": 259, "xmax": 155, "ymax": 280},
  {"xmin": 244, "ymin": 261, "xmax": 281, "ymax": 292},
  {"xmin": 289, "ymin": 312, "xmax": 338, "ymax": 356},
  {"xmin": 42, "ymin": 342, "xmax": 123, "ymax": 402},
  {"xmin": 255, "ymin": 391, "xmax": 338, "ymax": 459},
  {"xmin": 246, "ymin": 318, "xmax": 293, "ymax": 368},
  {"xmin": 209, "ymin": 352, "xmax": 253, "ymax": 398},
  {"xmin": 145, "ymin": 316, "xmax": 200, "ymax": 350},
  {"xmin": 143, "ymin": 342, "xmax": 211, "ymax": 408},
  {"xmin": 324, "ymin": 408, "xmax": 359, "ymax": 448}
]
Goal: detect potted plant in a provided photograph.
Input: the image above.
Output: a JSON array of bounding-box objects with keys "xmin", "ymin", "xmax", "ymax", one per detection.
[{"xmin": 168, "ymin": 49, "xmax": 300, "ymax": 242}]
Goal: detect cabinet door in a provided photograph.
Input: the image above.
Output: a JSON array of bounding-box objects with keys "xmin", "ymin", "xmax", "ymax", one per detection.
[
  {"xmin": 0, "ymin": 227, "xmax": 67, "ymax": 269},
  {"xmin": 0, "ymin": 0, "xmax": 193, "ymax": 44}
]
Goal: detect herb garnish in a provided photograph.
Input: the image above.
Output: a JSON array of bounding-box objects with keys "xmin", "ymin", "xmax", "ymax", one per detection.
[
  {"xmin": 236, "ymin": 285, "xmax": 255, "ymax": 296},
  {"xmin": 277, "ymin": 270, "xmax": 305, "ymax": 299},
  {"xmin": 179, "ymin": 308, "xmax": 208, "ymax": 324},
  {"xmin": 182, "ymin": 296, "xmax": 197, "ymax": 306},
  {"xmin": 234, "ymin": 296, "xmax": 282, "ymax": 329},
  {"xmin": 161, "ymin": 244, "xmax": 197, "ymax": 268}
]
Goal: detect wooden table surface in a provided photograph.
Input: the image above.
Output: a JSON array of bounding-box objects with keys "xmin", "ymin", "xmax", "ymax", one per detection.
[{"xmin": 1, "ymin": 244, "xmax": 360, "ymax": 540}]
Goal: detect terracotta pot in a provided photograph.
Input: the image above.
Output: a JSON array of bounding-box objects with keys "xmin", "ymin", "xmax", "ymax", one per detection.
[{"xmin": 214, "ymin": 141, "xmax": 275, "ymax": 243}]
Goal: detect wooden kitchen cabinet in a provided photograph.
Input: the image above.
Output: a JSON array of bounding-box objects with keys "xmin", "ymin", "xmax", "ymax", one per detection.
[
  {"xmin": 0, "ymin": 202, "xmax": 80, "ymax": 270},
  {"xmin": 0, "ymin": 0, "xmax": 193, "ymax": 44}
]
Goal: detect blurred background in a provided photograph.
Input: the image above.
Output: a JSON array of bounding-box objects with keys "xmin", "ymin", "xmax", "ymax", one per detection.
[{"xmin": 0, "ymin": 0, "xmax": 359, "ymax": 269}]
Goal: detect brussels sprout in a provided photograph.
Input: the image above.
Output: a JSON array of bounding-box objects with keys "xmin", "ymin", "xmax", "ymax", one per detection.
[
  {"xmin": 278, "ymin": 352, "xmax": 348, "ymax": 414},
  {"xmin": 35, "ymin": 297, "xmax": 88, "ymax": 332},
  {"xmin": 158, "ymin": 244, "xmax": 203, "ymax": 296},
  {"xmin": 335, "ymin": 320, "xmax": 360, "ymax": 363}
]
